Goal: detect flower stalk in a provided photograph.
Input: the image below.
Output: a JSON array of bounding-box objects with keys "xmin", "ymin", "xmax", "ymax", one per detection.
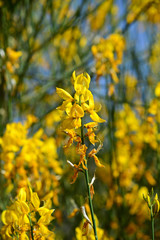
[
  {"xmin": 81, "ymin": 120, "xmax": 98, "ymax": 240},
  {"xmin": 151, "ymin": 206, "xmax": 154, "ymax": 240},
  {"xmin": 56, "ymin": 71, "xmax": 106, "ymax": 239},
  {"xmin": 143, "ymin": 189, "xmax": 160, "ymax": 240},
  {"xmin": 28, "ymin": 212, "xmax": 34, "ymax": 240}
]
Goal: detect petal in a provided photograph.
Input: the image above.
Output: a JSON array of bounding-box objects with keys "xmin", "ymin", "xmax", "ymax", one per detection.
[
  {"xmin": 72, "ymin": 118, "xmax": 82, "ymax": 129},
  {"xmin": 88, "ymin": 91, "xmax": 95, "ymax": 110},
  {"xmin": 71, "ymin": 70, "xmax": 76, "ymax": 85},
  {"xmin": 1, "ymin": 211, "xmax": 7, "ymax": 225},
  {"xmin": 56, "ymin": 87, "xmax": 73, "ymax": 100},
  {"xmin": 74, "ymin": 73, "xmax": 90, "ymax": 93},
  {"xmin": 90, "ymin": 111, "xmax": 106, "ymax": 123},
  {"xmin": 56, "ymin": 100, "xmax": 72, "ymax": 115},
  {"xmin": 88, "ymin": 132, "xmax": 98, "ymax": 145},
  {"xmin": 20, "ymin": 232, "xmax": 29, "ymax": 240},
  {"xmin": 18, "ymin": 188, "xmax": 26, "ymax": 202},
  {"xmin": 57, "ymin": 100, "xmax": 72, "ymax": 115},
  {"xmin": 31, "ymin": 192, "xmax": 40, "ymax": 209},
  {"xmin": 38, "ymin": 207, "xmax": 49, "ymax": 216},
  {"xmin": 84, "ymin": 122, "xmax": 98, "ymax": 128},
  {"xmin": 62, "ymin": 118, "xmax": 75, "ymax": 130},
  {"xmin": 71, "ymin": 104, "xmax": 84, "ymax": 118},
  {"xmin": 110, "ymin": 70, "xmax": 119, "ymax": 83},
  {"xmin": 94, "ymin": 102, "xmax": 102, "ymax": 112},
  {"xmin": 155, "ymin": 82, "xmax": 160, "ymax": 97},
  {"xmin": 71, "ymin": 169, "xmax": 79, "ymax": 184},
  {"xmin": 15, "ymin": 201, "xmax": 30, "ymax": 214},
  {"xmin": 93, "ymin": 155, "xmax": 104, "ymax": 168}
]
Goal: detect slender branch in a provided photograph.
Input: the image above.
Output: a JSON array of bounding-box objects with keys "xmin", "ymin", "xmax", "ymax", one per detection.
[
  {"xmin": 28, "ymin": 212, "xmax": 34, "ymax": 240},
  {"xmin": 122, "ymin": 1, "xmax": 154, "ymax": 34},
  {"xmin": 151, "ymin": 207, "xmax": 154, "ymax": 240},
  {"xmin": 79, "ymin": 97, "xmax": 98, "ymax": 240}
]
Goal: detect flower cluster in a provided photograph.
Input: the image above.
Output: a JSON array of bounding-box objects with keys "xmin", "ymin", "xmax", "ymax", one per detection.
[
  {"xmin": 56, "ymin": 71, "xmax": 105, "ymax": 129},
  {"xmin": 56, "ymin": 71, "xmax": 105, "ymax": 180},
  {"xmin": 143, "ymin": 189, "xmax": 160, "ymax": 217},
  {"xmin": 53, "ymin": 28, "xmax": 86, "ymax": 65},
  {"xmin": 0, "ymin": 115, "xmax": 62, "ymax": 205},
  {"xmin": 92, "ymin": 33, "xmax": 125, "ymax": 83},
  {"xmin": 1, "ymin": 185, "xmax": 55, "ymax": 239}
]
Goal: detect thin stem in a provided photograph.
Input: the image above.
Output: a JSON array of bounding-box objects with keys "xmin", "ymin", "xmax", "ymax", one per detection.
[
  {"xmin": 84, "ymin": 162, "xmax": 98, "ymax": 240},
  {"xmin": 28, "ymin": 212, "xmax": 34, "ymax": 240},
  {"xmin": 151, "ymin": 207, "xmax": 154, "ymax": 240},
  {"xmin": 79, "ymin": 96, "xmax": 98, "ymax": 240},
  {"xmin": 16, "ymin": 231, "xmax": 19, "ymax": 240}
]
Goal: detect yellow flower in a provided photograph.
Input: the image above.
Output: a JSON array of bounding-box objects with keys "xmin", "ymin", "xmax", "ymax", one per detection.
[
  {"xmin": 76, "ymin": 144, "xmax": 88, "ymax": 169},
  {"xmin": 92, "ymin": 33, "xmax": 125, "ymax": 83},
  {"xmin": 88, "ymin": 148, "xmax": 104, "ymax": 168},
  {"xmin": 1, "ymin": 185, "xmax": 55, "ymax": 239},
  {"xmin": 62, "ymin": 103, "xmax": 84, "ymax": 129},
  {"xmin": 63, "ymin": 129, "xmax": 81, "ymax": 148},
  {"xmin": 56, "ymin": 87, "xmax": 74, "ymax": 101},
  {"xmin": 84, "ymin": 122, "xmax": 98, "ymax": 145},
  {"xmin": 72, "ymin": 71, "xmax": 91, "ymax": 94},
  {"xmin": 6, "ymin": 47, "xmax": 22, "ymax": 74},
  {"xmin": 155, "ymin": 82, "xmax": 160, "ymax": 97},
  {"xmin": 56, "ymin": 71, "xmax": 105, "ymax": 130},
  {"xmin": 7, "ymin": 47, "xmax": 22, "ymax": 62},
  {"xmin": 143, "ymin": 189, "xmax": 160, "ymax": 216}
]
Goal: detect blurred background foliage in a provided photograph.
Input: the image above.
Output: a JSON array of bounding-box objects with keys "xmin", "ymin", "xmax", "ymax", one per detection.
[{"xmin": 1, "ymin": 0, "xmax": 160, "ymax": 239}]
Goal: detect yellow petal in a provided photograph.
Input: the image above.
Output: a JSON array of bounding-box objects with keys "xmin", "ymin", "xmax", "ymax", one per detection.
[
  {"xmin": 38, "ymin": 207, "xmax": 49, "ymax": 216},
  {"xmin": 38, "ymin": 211, "xmax": 54, "ymax": 225},
  {"xmin": 93, "ymin": 155, "xmax": 104, "ymax": 168},
  {"xmin": 72, "ymin": 118, "xmax": 82, "ymax": 129},
  {"xmin": 74, "ymin": 73, "xmax": 91, "ymax": 93},
  {"xmin": 1, "ymin": 211, "xmax": 8, "ymax": 225},
  {"xmin": 155, "ymin": 82, "xmax": 160, "ymax": 97},
  {"xmin": 110, "ymin": 70, "xmax": 119, "ymax": 83},
  {"xmin": 1, "ymin": 210, "xmax": 18, "ymax": 225},
  {"xmin": 71, "ymin": 104, "xmax": 84, "ymax": 118},
  {"xmin": 20, "ymin": 201, "xmax": 30, "ymax": 214},
  {"xmin": 108, "ymin": 83, "xmax": 115, "ymax": 96},
  {"xmin": 18, "ymin": 188, "xmax": 26, "ymax": 202},
  {"xmin": 94, "ymin": 102, "xmax": 102, "ymax": 112},
  {"xmin": 38, "ymin": 223, "xmax": 49, "ymax": 235},
  {"xmin": 84, "ymin": 122, "xmax": 98, "ymax": 128},
  {"xmin": 31, "ymin": 192, "xmax": 40, "ymax": 209},
  {"xmin": 19, "ymin": 232, "xmax": 29, "ymax": 240},
  {"xmin": 68, "ymin": 208, "xmax": 79, "ymax": 218},
  {"xmin": 56, "ymin": 87, "xmax": 73, "ymax": 100},
  {"xmin": 57, "ymin": 100, "xmax": 72, "ymax": 115},
  {"xmin": 71, "ymin": 70, "xmax": 76, "ymax": 85},
  {"xmin": 15, "ymin": 201, "xmax": 30, "ymax": 214},
  {"xmin": 62, "ymin": 118, "xmax": 75, "ymax": 130},
  {"xmin": 90, "ymin": 111, "xmax": 106, "ymax": 123},
  {"xmin": 7, "ymin": 47, "xmax": 22, "ymax": 61},
  {"xmin": 6, "ymin": 225, "xmax": 13, "ymax": 238},
  {"xmin": 88, "ymin": 91, "xmax": 94, "ymax": 110},
  {"xmin": 88, "ymin": 132, "xmax": 98, "ymax": 145}
]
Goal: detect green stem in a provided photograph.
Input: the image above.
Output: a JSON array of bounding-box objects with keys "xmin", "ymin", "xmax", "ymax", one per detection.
[
  {"xmin": 16, "ymin": 231, "xmax": 19, "ymax": 240},
  {"xmin": 151, "ymin": 207, "xmax": 154, "ymax": 240},
  {"xmin": 84, "ymin": 162, "xmax": 98, "ymax": 240},
  {"xmin": 28, "ymin": 212, "xmax": 34, "ymax": 240},
  {"xmin": 79, "ymin": 100, "xmax": 98, "ymax": 239}
]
